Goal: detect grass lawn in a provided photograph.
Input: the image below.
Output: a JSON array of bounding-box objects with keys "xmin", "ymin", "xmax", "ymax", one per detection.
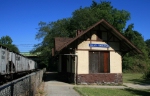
[
  {"xmin": 123, "ymin": 73, "xmax": 150, "ymax": 84},
  {"xmin": 74, "ymin": 87, "xmax": 150, "ymax": 96}
]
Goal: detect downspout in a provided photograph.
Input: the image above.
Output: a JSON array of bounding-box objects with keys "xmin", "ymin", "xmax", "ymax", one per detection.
[{"xmin": 60, "ymin": 54, "xmax": 78, "ymax": 85}]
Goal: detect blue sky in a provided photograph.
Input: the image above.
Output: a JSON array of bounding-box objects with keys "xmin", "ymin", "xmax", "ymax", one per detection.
[{"xmin": 0, "ymin": 0, "xmax": 150, "ymax": 52}]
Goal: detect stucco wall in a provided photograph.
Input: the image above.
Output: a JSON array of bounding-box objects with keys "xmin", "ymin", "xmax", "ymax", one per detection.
[
  {"xmin": 76, "ymin": 33, "xmax": 122, "ymax": 74},
  {"xmin": 110, "ymin": 51, "xmax": 122, "ymax": 73},
  {"xmin": 91, "ymin": 34, "xmax": 97, "ymax": 40},
  {"xmin": 59, "ymin": 34, "xmax": 122, "ymax": 74},
  {"xmin": 76, "ymin": 50, "xmax": 122, "ymax": 74},
  {"xmin": 76, "ymin": 50, "xmax": 89, "ymax": 74},
  {"xmin": 78, "ymin": 41, "xmax": 119, "ymax": 51}
]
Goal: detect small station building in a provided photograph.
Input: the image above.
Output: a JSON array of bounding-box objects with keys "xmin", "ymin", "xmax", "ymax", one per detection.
[{"xmin": 52, "ymin": 19, "xmax": 142, "ymax": 85}]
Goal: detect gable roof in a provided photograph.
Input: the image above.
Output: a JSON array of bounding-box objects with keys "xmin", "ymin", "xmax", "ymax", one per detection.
[{"xmin": 55, "ymin": 19, "xmax": 142, "ymax": 54}]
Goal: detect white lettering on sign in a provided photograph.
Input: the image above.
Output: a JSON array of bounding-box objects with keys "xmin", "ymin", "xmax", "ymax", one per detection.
[{"xmin": 89, "ymin": 44, "xmax": 109, "ymax": 48}]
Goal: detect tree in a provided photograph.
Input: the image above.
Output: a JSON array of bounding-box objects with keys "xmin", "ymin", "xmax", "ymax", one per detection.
[
  {"xmin": 70, "ymin": 1, "xmax": 130, "ymax": 33},
  {"xmin": 145, "ymin": 39, "xmax": 150, "ymax": 58},
  {"xmin": 0, "ymin": 36, "xmax": 20, "ymax": 53},
  {"xmin": 145, "ymin": 39, "xmax": 150, "ymax": 48},
  {"xmin": 0, "ymin": 35, "xmax": 12, "ymax": 44},
  {"xmin": 33, "ymin": 1, "xmax": 131, "ymax": 70},
  {"xmin": 123, "ymin": 24, "xmax": 150, "ymax": 72}
]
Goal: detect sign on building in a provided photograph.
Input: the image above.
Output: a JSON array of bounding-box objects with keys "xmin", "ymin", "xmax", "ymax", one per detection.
[{"xmin": 89, "ymin": 44, "xmax": 109, "ymax": 48}]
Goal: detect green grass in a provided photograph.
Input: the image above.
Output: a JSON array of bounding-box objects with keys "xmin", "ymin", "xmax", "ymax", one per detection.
[
  {"xmin": 123, "ymin": 73, "xmax": 150, "ymax": 84},
  {"xmin": 74, "ymin": 87, "xmax": 150, "ymax": 96}
]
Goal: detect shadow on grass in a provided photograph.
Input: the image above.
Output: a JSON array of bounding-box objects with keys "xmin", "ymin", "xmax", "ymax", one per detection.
[
  {"xmin": 124, "ymin": 88, "xmax": 150, "ymax": 96},
  {"xmin": 128, "ymin": 79, "xmax": 150, "ymax": 85}
]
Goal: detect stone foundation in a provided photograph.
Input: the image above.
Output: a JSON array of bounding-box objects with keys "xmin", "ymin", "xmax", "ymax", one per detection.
[{"xmin": 77, "ymin": 73, "xmax": 122, "ymax": 85}]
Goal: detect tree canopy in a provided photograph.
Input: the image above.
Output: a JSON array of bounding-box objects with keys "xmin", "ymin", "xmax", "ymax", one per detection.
[
  {"xmin": 0, "ymin": 35, "xmax": 20, "ymax": 53},
  {"xmin": 0, "ymin": 35, "xmax": 13, "ymax": 44},
  {"xmin": 145, "ymin": 39, "xmax": 150, "ymax": 58},
  {"xmin": 71, "ymin": 1, "xmax": 130, "ymax": 33},
  {"xmin": 122, "ymin": 24, "xmax": 150, "ymax": 72},
  {"xmin": 33, "ymin": 1, "xmax": 150, "ymax": 72}
]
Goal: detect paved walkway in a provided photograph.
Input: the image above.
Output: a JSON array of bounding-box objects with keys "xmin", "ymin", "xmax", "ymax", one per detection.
[
  {"xmin": 44, "ymin": 81, "xmax": 80, "ymax": 96},
  {"xmin": 43, "ymin": 72, "xmax": 80, "ymax": 96},
  {"xmin": 123, "ymin": 83, "xmax": 150, "ymax": 89}
]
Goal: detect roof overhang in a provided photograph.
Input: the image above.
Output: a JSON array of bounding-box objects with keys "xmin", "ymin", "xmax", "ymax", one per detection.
[{"xmin": 54, "ymin": 19, "xmax": 142, "ymax": 56}]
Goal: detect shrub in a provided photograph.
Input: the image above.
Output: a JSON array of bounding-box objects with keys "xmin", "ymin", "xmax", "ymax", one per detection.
[{"xmin": 143, "ymin": 67, "xmax": 150, "ymax": 79}]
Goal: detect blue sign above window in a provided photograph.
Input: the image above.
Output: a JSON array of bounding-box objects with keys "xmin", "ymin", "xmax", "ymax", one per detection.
[{"xmin": 89, "ymin": 44, "xmax": 109, "ymax": 48}]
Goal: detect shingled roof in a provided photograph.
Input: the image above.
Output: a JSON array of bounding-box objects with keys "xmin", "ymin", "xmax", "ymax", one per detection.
[
  {"xmin": 55, "ymin": 37, "xmax": 73, "ymax": 51},
  {"xmin": 54, "ymin": 19, "xmax": 142, "ymax": 54}
]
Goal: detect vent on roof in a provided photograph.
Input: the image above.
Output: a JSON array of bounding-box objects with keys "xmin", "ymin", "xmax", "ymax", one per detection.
[{"xmin": 76, "ymin": 30, "xmax": 83, "ymax": 36}]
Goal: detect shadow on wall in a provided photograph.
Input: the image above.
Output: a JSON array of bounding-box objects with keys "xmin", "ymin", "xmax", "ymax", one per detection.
[
  {"xmin": 43, "ymin": 72, "xmax": 72, "ymax": 83},
  {"xmin": 43, "ymin": 72, "xmax": 58, "ymax": 81}
]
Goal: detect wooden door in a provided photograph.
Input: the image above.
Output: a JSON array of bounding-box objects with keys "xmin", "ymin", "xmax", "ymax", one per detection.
[
  {"xmin": 89, "ymin": 51, "xmax": 99, "ymax": 73},
  {"xmin": 89, "ymin": 51, "xmax": 110, "ymax": 73},
  {"xmin": 103, "ymin": 51, "xmax": 109, "ymax": 73}
]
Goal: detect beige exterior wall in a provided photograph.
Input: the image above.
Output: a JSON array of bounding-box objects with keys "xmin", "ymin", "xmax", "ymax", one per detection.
[
  {"xmin": 110, "ymin": 51, "xmax": 122, "ymax": 73},
  {"xmin": 76, "ymin": 34, "xmax": 122, "ymax": 74},
  {"xmin": 91, "ymin": 34, "xmax": 97, "ymax": 40},
  {"xmin": 75, "ymin": 50, "xmax": 89, "ymax": 74},
  {"xmin": 78, "ymin": 41, "xmax": 119, "ymax": 51}
]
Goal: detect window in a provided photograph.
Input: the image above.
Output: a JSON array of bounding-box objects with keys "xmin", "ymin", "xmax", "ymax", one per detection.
[{"xmin": 89, "ymin": 51, "xmax": 110, "ymax": 73}]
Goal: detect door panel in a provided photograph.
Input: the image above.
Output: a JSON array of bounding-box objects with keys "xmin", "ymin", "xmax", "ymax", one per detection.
[
  {"xmin": 89, "ymin": 51, "xmax": 110, "ymax": 73},
  {"xmin": 103, "ymin": 51, "xmax": 109, "ymax": 73},
  {"xmin": 89, "ymin": 51, "xmax": 99, "ymax": 73},
  {"xmin": 99, "ymin": 52, "xmax": 104, "ymax": 72}
]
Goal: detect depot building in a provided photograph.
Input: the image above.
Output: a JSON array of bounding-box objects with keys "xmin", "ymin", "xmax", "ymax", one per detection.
[{"xmin": 52, "ymin": 19, "xmax": 142, "ymax": 85}]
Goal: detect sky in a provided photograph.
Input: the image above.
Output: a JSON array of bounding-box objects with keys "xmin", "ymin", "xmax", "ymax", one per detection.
[{"xmin": 0, "ymin": 0, "xmax": 150, "ymax": 52}]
